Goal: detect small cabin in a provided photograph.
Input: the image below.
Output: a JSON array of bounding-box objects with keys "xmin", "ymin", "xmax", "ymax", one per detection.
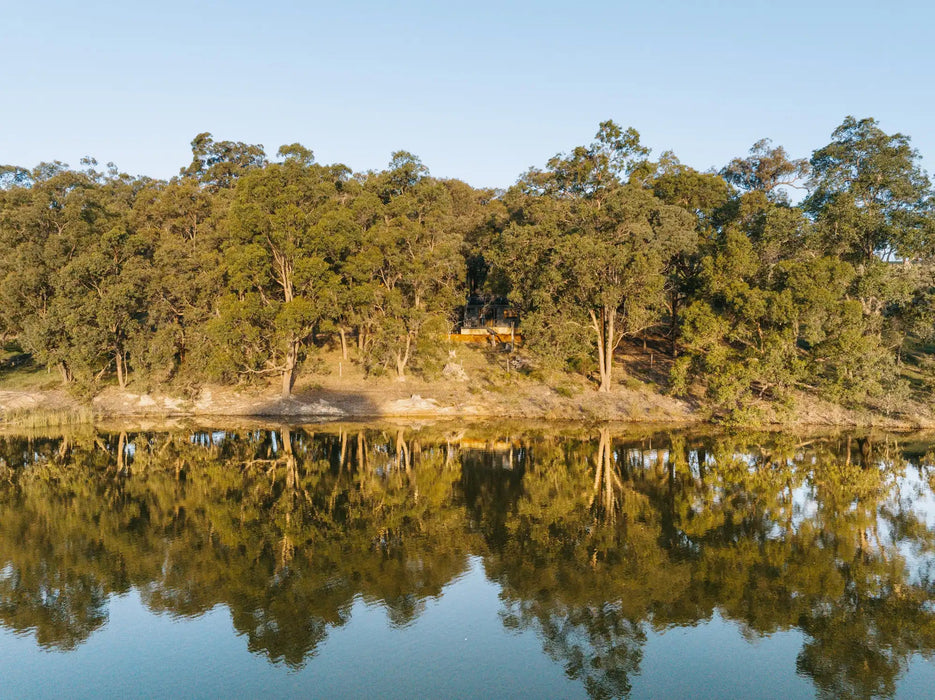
[{"xmin": 452, "ymin": 296, "xmax": 521, "ymax": 344}]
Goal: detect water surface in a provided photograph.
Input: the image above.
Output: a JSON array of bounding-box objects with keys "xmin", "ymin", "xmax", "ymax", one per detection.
[{"xmin": 1, "ymin": 425, "xmax": 935, "ymax": 698}]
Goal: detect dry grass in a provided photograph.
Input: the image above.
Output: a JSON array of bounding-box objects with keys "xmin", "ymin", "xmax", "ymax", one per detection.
[
  {"xmin": 0, "ymin": 361, "xmax": 61, "ymax": 392},
  {"xmin": 5, "ymin": 333, "xmax": 934, "ymax": 428},
  {"xmin": 2, "ymin": 406, "xmax": 94, "ymax": 429}
]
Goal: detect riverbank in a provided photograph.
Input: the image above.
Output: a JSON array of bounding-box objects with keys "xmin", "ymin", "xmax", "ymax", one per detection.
[
  {"xmin": 0, "ymin": 381, "xmax": 696, "ymax": 425},
  {"xmin": 2, "ymin": 380, "xmax": 932, "ymax": 430},
  {"xmin": 3, "ymin": 344, "xmax": 933, "ymax": 429}
]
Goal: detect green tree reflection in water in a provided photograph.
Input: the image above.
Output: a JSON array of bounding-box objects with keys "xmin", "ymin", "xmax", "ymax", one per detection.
[
  {"xmin": 1, "ymin": 427, "xmax": 935, "ymax": 697},
  {"xmin": 0, "ymin": 428, "xmax": 474, "ymax": 666},
  {"xmin": 463, "ymin": 429, "xmax": 935, "ymax": 699}
]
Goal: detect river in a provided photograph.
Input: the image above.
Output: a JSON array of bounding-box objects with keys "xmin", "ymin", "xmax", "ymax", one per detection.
[{"xmin": 1, "ymin": 423, "xmax": 934, "ymax": 698}]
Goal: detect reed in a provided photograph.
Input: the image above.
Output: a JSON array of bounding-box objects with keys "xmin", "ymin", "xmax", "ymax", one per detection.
[{"xmin": 1, "ymin": 406, "xmax": 94, "ymax": 429}]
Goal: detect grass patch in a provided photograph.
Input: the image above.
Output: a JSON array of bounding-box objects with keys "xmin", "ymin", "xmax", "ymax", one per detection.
[
  {"xmin": 0, "ymin": 360, "xmax": 61, "ymax": 391},
  {"xmin": 2, "ymin": 406, "xmax": 94, "ymax": 429},
  {"xmin": 623, "ymin": 376, "xmax": 645, "ymax": 391}
]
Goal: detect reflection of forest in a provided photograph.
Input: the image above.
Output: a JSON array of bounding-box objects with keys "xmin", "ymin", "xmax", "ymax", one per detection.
[{"xmin": 1, "ymin": 427, "xmax": 935, "ymax": 698}]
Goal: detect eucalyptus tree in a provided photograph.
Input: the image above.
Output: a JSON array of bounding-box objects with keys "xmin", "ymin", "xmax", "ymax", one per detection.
[
  {"xmin": 0, "ymin": 164, "xmax": 151, "ymax": 388},
  {"xmin": 181, "ymin": 132, "xmax": 267, "ymax": 190},
  {"xmin": 130, "ymin": 176, "xmax": 228, "ymax": 382},
  {"xmin": 210, "ymin": 147, "xmax": 346, "ymax": 396},
  {"xmin": 539, "ymin": 120, "xmax": 650, "ymax": 202},
  {"xmin": 494, "ymin": 122, "xmax": 695, "ymax": 391},
  {"xmin": 358, "ymin": 153, "xmax": 464, "ymax": 379},
  {"xmin": 326, "ymin": 186, "xmax": 382, "ymax": 360},
  {"xmin": 651, "ymin": 161, "xmax": 731, "ymax": 353},
  {"xmin": 805, "ymin": 116, "xmax": 933, "ymax": 264},
  {"xmin": 57, "ymin": 174, "xmax": 151, "ymax": 388},
  {"xmin": 672, "ymin": 178, "xmax": 905, "ymax": 414},
  {"xmin": 136, "ymin": 134, "xmax": 265, "ymax": 382},
  {"xmin": 802, "ymin": 118, "xmax": 935, "ymax": 394},
  {"xmin": 721, "ymin": 138, "xmax": 810, "ymax": 203},
  {"xmin": 0, "ymin": 165, "xmax": 90, "ymax": 383},
  {"xmin": 567, "ymin": 186, "xmax": 695, "ymax": 391}
]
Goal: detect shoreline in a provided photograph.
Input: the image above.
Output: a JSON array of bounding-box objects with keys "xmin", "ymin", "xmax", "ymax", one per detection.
[{"xmin": 2, "ymin": 383, "xmax": 933, "ymax": 431}]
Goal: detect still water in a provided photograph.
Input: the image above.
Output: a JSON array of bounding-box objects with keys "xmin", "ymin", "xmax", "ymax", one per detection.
[{"xmin": 1, "ymin": 424, "xmax": 935, "ymax": 698}]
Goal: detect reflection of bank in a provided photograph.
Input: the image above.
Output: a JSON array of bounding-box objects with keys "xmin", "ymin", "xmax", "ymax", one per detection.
[
  {"xmin": 460, "ymin": 438, "xmax": 523, "ymax": 471},
  {"xmin": 2, "ymin": 428, "xmax": 935, "ymax": 699}
]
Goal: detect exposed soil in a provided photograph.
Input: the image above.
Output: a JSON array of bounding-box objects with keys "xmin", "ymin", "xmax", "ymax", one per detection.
[
  {"xmin": 83, "ymin": 377, "xmax": 697, "ymax": 423},
  {"xmin": 0, "ymin": 389, "xmax": 82, "ymax": 415},
  {"xmin": 2, "ymin": 341, "xmax": 933, "ymax": 429}
]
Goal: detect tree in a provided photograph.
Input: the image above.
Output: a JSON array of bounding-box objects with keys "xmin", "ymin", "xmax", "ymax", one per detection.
[
  {"xmin": 805, "ymin": 116, "xmax": 933, "ymax": 263},
  {"xmin": 0, "ymin": 166, "xmax": 92, "ymax": 384},
  {"xmin": 652, "ymin": 162, "xmax": 731, "ymax": 354},
  {"xmin": 495, "ymin": 123, "xmax": 694, "ymax": 391},
  {"xmin": 528, "ymin": 120, "xmax": 650, "ymax": 204},
  {"xmin": 212, "ymin": 153, "xmax": 344, "ymax": 396},
  {"xmin": 564, "ymin": 187, "xmax": 695, "ymax": 391},
  {"xmin": 357, "ymin": 155, "xmax": 464, "ymax": 379},
  {"xmin": 181, "ymin": 132, "xmax": 267, "ymax": 190},
  {"xmin": 130, "ymin": 177, "xmax": 228, "ymax": 383},
  {"xmin": 61, "ymin": 176, "xmax": 151, "ymax": 389},
  {"xmin": 721, "ymin": 138, "xmax": 810, "ymax": 203},
  {"xmin": 0, "ymin": 165, "xmax": 151, "ymax": 388}
]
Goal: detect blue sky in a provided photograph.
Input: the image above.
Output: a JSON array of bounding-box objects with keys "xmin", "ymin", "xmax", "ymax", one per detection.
[{"xmin": 2, "ymin": 0, "xmax": 933, "ymax": 189}]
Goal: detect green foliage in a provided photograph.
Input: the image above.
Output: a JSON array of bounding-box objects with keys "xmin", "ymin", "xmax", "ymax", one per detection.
[
  {"xmin": 355, "ymin": 158, "xmax": 465, "ymax": 379},
  {"xmin": 493, "ymin": 127, "xmax": 696, "ymax": 391},
  {"xmin": 668, "ymin": 115, "xmax": 935, "ymax": 417},
  {"xmin": 806, "ymin": 116, "xmax": 932, "ymax": 263},
  {"xmin": 181, "ymin": 132, "xmax": 267, "ymax": 190},
  {"xmin": 1, "ymin": 118, "xmax": 935, "ymax": 418},
  {"xmin": 721, "ymin": 138, "xmax": 810, "ymax": 203}
]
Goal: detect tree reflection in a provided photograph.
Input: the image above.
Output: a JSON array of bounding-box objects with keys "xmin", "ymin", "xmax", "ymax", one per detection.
[{"xmin": 0, "ymin": 426, "xmax": 934, "ymax": 697}]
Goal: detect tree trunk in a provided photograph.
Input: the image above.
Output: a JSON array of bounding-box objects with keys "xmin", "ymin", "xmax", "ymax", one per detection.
[
  {"xmin": 115, "ymin": 350, "xmax": 126, "ymax": 389},
  {"xmin": 282, "ymin": 337, "xmax": 299, "ymax": 398},
  {"xmin": 339, "ymin": 430, "xmax": 347, "ymax": 471},
  {"xmin": 394, "ymin": 335, "xmax": 412, "ymax": 381},
  {"xmin": 117, "ymin": 431, "xmax": 127, "ymax": 474},
  {"xmin": 591, "ymin": 427, "xmax": 621, "ymax": 518},
  {"xmin": 396, "ymin": 429, "xmax": 410, "ymax": 471},
  {"xmin": 592, "ymin": 306, "xmax": 615, "ymax": 393},
  {"xmin": 395, "ymin": 352, "xmax": 406, "ymax": 380},
  {"xmin": 283, "ymin": 427, "xmax": 297, "ymax": 491},
  {"xmin": 357, "ymin": 431, "xmax": 367, "ymax": 471},
  {"xmin": 339, "ymin": 328, "xmax": 349, "ymax": 361},
  {"xmin": 57, "ymin": 362, "xmax": 72, "ymax": 386},
  {"xmin": 590, "ymin": 309, "xmax": 609, "ymax": 392},
  {"xmin": 669, "ymin": 293, "xmax": 679, "ymax": 358}
]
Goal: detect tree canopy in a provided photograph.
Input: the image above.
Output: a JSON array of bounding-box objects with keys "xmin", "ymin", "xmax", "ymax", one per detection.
[{"xmin": 2, "ymin": 117, "xmax": 935, "ymax": 417}]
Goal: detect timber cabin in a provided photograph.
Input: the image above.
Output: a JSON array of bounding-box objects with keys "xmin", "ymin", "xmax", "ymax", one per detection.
[{"xmin": 451, "ymin": 295, "xmax": 521, "ymax": 345}]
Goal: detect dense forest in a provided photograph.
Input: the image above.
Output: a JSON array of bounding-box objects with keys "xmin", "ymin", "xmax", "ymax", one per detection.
[{"xmin": 2, "ymin": 117, "xmax": 934, "ymax": 418}]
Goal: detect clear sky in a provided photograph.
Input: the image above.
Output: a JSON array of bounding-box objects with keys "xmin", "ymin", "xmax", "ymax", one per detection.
[{"xmin": 2, "ymin": 0, "xmax": 933, "ymax": 189}]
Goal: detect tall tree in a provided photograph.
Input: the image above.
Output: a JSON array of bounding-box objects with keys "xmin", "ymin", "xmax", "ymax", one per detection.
[
  {"xmin": 57, "ymin": 175, "xmax": 151, "ymax": 389},
  {"xmin": 181, "ymin": 132, "xmax": 267, "ymax": 190},
  {"xmin": 0, "ymin": 166, "xmax": 90, "ymax": 383},
  {"xmin": 0, "ymin": 165, "xmax": 150, "ymax": 388},
  {"xmin": 359, "ymin": 154, "xmax": 464, "ymax": 379},
  {"xmin": 131, "ymin": 177, "xmax": 229, "ymax": 383},
  {"xmin": 495, "ymin": 123, "xmax": 694, "ymax": 391},
  {"xmin": 212, "ymin": 151, "xmax": 344, "ymax": 396},
  {"xmin": 652, "ymin": 161, "xmax": 731, "ymax": 354},
  {"xmin": 721, "ymin": 138, "xmax": 810, "ymax": 203},
  {"xmin": 805, "ymin": 116, "xmax": 932, "ymax": 263}
]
